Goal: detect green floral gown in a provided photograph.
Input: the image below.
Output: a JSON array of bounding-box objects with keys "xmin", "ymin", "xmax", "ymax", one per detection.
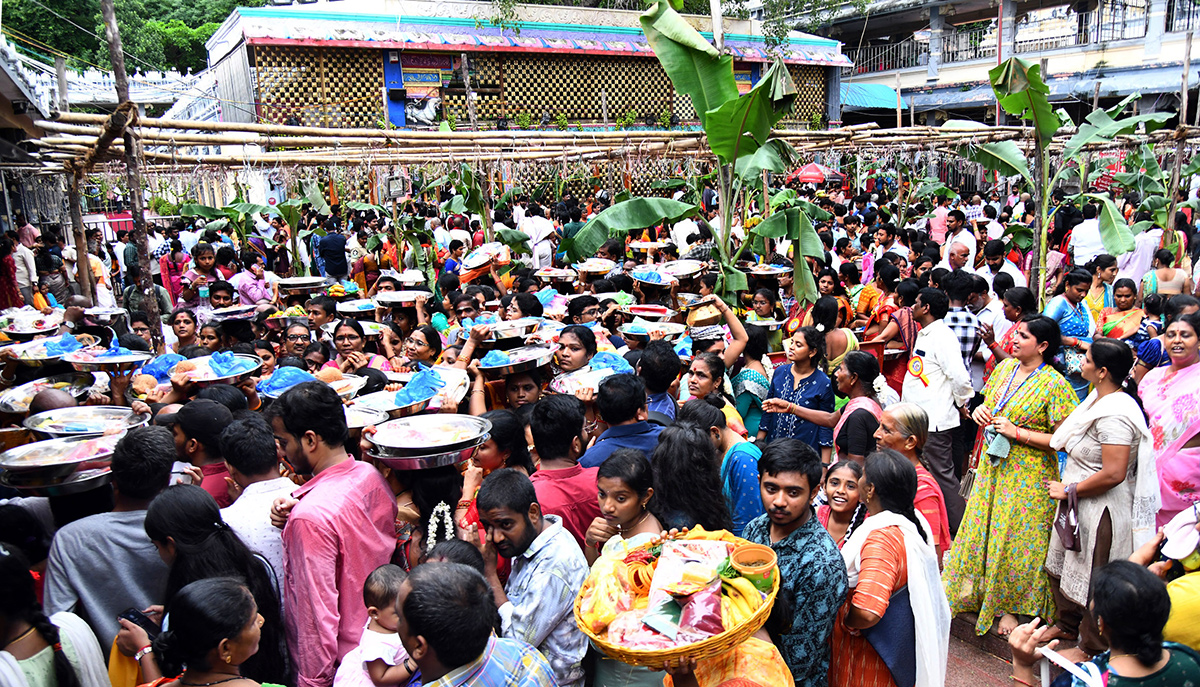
[{"xmin": 943, "ymin": 357, "xmax": 1078, "ymax": 634}]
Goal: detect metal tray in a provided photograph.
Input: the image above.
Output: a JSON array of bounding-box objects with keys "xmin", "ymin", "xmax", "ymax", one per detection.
[
  {"xmin": 0, "ymin": 433, "xmax": 122, "ymax": 481},
  {"xmin": 345, "ymin": 405, "xmax": 389, "ymax": 430},
  {"xmin": 367, "ymin": 414, "xmax": 491, "ymax": 458},
  {"xmin": 619, "ymin": 322, "xmax": 689, "ymax": 341},
  {"xmin": 630, "ymin": 270, "xmax": 678, "ymax": 286},
  {"xmin": 24, "ymin": 406, "xmax": 150, "ymax": 440},
  {"xmin": 174, "ymin": 354, "xmax": 263, "ymax": 388},
  {"xmin": 328, "ymin": 374, "xmax": 368, "ymax": 399},
  {"xmin": 534, "ymin": 268, "xmax": 577, "ymax": 283},
  {"xmin": 63, "ymin": 349, "xmax": 154, "ymax": 372},
  {"xmin": 628, "ymin": 241, "xmax": 667, "ymax": 250},
  {"xmin": 0, "ymin": 372, "xmax": 95, "ymax": 414},
  {"xmin": 745, "ymin": 319, "xmax": 786, "ymax": 331},
  {"xmin": 336, "ymin": 299, "xmax": 378, "ymax": 316},
  {"xmin": 5, "ymin": 337, "xmax": 65, "ymax": 367},
  {"xmin": 479, "ymin": 343, "xmax": 559, "ymax": 377},
  {"xmin": 659, "ymin": 260, "xmax": 704, "ymax": 278},
  {"xmin": 0, "ymin": 467, "xmax": 112, "ymax": 496},
  {"xmin": 366, "ymin": 445, "xmax": 480, "ymax": 471},
  {"xmin": 462, "ymin": 243, "xmax": 505, "ymax": 270},
  {"xmin": 277, "ymin": 276, "xmax": 328, "ymax": 291},
  {"xmin": 741, "ymin": 264, "xmax": 792, "ymax": 276},
  {"xmin": 573, "ymin": 258, "xmax": 617, "ymax": 274},
  {"xmin": 484, "ymin": 317, "xmax": 541, "ymax": 342}
]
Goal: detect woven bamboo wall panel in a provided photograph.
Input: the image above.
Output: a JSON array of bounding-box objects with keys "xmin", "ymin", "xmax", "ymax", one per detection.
[
  {"xmin": 444, "ymin": 54, "xmax": 507, "ymax": 123},
  {"xmin": 783, "ymin": 64, "xmax": 826, "ymax": 125},
  {"xmin": 254, "ymin": 45, "xmax": 385, "ymax": 129},
  {"xmin": 503, "ymin": 55, "xmax": 673, "ymax": 122}
]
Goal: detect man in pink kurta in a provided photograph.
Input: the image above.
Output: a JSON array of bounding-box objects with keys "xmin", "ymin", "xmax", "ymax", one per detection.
[{"xmin": 269, "ymin": 382, "xmax": 397, "ymax": 687}]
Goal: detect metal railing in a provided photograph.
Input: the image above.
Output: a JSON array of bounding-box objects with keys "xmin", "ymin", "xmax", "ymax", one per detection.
[
  {"xmin": 941, "ymin": 27, "xmax": 997, "ymax": 63},
  {"xmin": 1014, "ymin": 2, "xmax": 1147, "ymax": 53},
  {"xmin": 1169, "ymin": 0, "xmax": 1200, "ymax": 32},
  {"xmin": 843, "ymin": 39, "xmax": 929, "ymax": 75}
]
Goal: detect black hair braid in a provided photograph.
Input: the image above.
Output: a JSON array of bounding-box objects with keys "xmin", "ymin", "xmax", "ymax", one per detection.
[
  {"xmin": 28, "ymin": 605, "xmax": 82, "ymax": 687},
  {"xmin": 1134, "ymin": 632, "xmax": 1164, "ymax": 665},
  {"xmin": 151, "ymin": 629, "xmax": 186, "ymax": 678},
  {"xmin": 844, "ymin": 502, "xmax": 869, "ymax": 542},
  {"xmin": 901, "ymin": 502, "xmax": 929, "ymax": 544}
]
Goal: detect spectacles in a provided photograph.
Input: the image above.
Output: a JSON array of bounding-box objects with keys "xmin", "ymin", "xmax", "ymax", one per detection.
[
  {"xmin": 286, "ymin": 334, "xmax": 309, "ymax": 342},
  {"xmin": 334, "ymin": 334, "xmax": 361, "ymax": 343},
  {"xmin": 405, "ymin": 337, "xmax": 428, "ymax": 348}
]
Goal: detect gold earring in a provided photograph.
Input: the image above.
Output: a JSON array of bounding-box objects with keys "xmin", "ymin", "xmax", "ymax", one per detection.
[{"xmin": 225, "ymin": 655, "xmax": 232, "ymax": 664}]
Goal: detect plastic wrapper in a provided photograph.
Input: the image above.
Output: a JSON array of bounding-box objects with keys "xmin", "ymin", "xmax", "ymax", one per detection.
[
  {"xmin": 142, "ymin": 354, "xmax": 185, "ymax": 383},
  {"xmin": 257, "ymin": 367, "xmax": 316, "ymax": 395},
  {"xmin": 677, "ymin": 578, "xmax": 724, "ymax": 638},
  {"xmin": 577, "ymin": 555, "xmax": 634, "ymax": 634},
  {"xmin": 534, "ymin": 286, "xmax": 558, "ymax": 307},
  {"xmin": 607, "ymin": 610, "xmax": 677, "ymax": 651},
  {"xmin": 98, "ymin": 338, "xmax": 134, "ymax": 358},
  {"xmin": 631, "ymin": 270, "xmax": 665, "ymax": 284},
  {"xmin": 648, "ymin": 540, "xmax": 732, "ymax": 604},
  {"xmin": 589, "ymin": 351, "xmax": 634, "ymax": 375},
  {"xmin": 43, "ymin": 334, "xmax": 83, "ymax": 356},
  {"xmin": 480, "ymin": 350, "xmax": 511, "ymax": 366},
  {"xmin": 209, "ymin": 350, "xmax": 255, "ymax": 376},
  {"xmin": 393, "ymin": 368, "xmax": 445, "ymax": 406}
]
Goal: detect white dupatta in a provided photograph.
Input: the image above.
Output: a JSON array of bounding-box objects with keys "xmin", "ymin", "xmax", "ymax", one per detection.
[
  {"xmin": 0, "ymin": 612, "xmax": 110, "ymax": 687},
  {"xmin": 1049, "ymin": 389, "xmax": 1159, "ymax": 548},
  {"xmin": 842, "ymin": 511, "xmax": 950, "ymax": 687}
]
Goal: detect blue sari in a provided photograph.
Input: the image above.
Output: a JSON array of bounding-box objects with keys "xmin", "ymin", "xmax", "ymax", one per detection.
[{"xmin": 1043, "ymin": 294, "xmax": 1095, "ymax": 401}]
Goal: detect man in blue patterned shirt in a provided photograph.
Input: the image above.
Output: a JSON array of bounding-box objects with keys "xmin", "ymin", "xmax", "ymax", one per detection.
[
  {"xmin": 743, "ymin": 438, "xmax": 848, "ymax": 687},
  {"xmin": 397, "ymin": 562, "xmax": 556, "ymax": 687},
  {"xmin": 475, "ymin": 468, "xmax": 588, "ymax": 687}
]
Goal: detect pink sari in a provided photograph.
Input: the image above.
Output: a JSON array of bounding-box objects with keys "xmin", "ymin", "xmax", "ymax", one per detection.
[
  {"xmin": 834, "ymin": 396, "xmax": 882, "ymax": 460},
  {"xmin": 1138, "ymin": 361, "xmax": 1200, "ymax": 527}
]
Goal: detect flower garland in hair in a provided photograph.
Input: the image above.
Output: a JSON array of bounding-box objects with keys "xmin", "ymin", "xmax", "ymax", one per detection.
[
  {"xmin": 872, "ymin": 374, "xmax": 888, "ymax": 395},
  {"xmin": 426, "ymin": 501, "xmax": 455, "ymax": 550}
]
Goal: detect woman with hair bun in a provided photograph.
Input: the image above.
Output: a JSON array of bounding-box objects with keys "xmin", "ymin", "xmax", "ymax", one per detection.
[
  {"xmin": 1083, "ymin": 254, "xmax": 1118, "ymax": 325},
  {"xmin": 829, "ymin": 449, "xmax": 950, "ymax": 687},
  {"xmin": 1009, "ymin": 561, "xmax": 1200, "ymax": 687},
  {"xmin": 873, "ymin": 403, "xmax": 951, "ymax": 562},
  {"xmin": 146, "ymin": 577, "xmax": 274, "ymax": 687},
  {"xmin": 0, "ymin": 543, "xmax": 108, "ymax": 687}
]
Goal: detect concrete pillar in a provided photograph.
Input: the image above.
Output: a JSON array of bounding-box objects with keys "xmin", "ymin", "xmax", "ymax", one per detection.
[
  {"xmin": 928, "ymin": 6, "xmax": 943, "ymax": 82},
  {"xmin": 1145, "ymin": 0, "xmax": 1168, "ymax": 61},
  {"xmin": 999, "ymin": 0, "xmax": 1017, "ymax": 62}
]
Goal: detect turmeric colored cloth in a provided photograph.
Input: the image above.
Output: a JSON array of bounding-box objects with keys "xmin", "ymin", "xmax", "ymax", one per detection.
[
  {"xmin": 829, "ymin": 526, "xmax": 908, "ymax": 687},
  {"xmin": 662, "ymin": 637, "xmax": 795, "ymax": 687}
]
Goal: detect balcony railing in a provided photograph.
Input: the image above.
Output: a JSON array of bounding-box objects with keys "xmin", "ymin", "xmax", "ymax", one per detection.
[
  {"xmin": 941, "ymin": 27, "xmax": 997, "ymax": 63},
  {"xmin": 843, "ymin": 39, "xmax": 929, "ymax": 75},
  {"xmin": 1169, "ymin": 0, "xmax": 1200, "ymax": 32},
  {"xmin": 1015, "ymin": 2, "xmax": 1146, "ymax": 53}
]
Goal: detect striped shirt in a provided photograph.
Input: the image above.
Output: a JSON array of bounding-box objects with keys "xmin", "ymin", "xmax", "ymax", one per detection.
[
  {"xmin": 829, "ymin": 526, "xmax": 909, "ymax": 687},
  {"xmin": 425, "ymin": 636, "xmax": 557, "ymax": 687}
]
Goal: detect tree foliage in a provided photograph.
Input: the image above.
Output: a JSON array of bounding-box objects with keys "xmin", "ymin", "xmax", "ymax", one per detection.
[{"xmin": 3, "ymin": 0, "xmax": 264, "ymax": 74}]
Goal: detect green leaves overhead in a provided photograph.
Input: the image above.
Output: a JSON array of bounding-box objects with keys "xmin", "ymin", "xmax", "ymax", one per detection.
[
  {"xmin": 441, "ymin": 195, "xmax": 468, "ymax": 216},
  {"xmin": 733, "ymin": 138, "xmax": 798, "ymax": 179},
  {"xmin": 988, "ymin": 58, "xmax": 1059, "ymax": 146},
  {"xmin": 912, "ymin": 179, "xmax": 959, "ymax": 202},
  {"xmin": 495, "ymin": 228, "xmax": 532, "ymax": 255},
  {"xmin": 705, "ymin": 60, "xmax": 798, "ymax": 164},
  {"xmin": 1083, "ymin": 193, "xmax": 1137, "ymax": 256},
  {"xmin": 640, "ymin": 0, "xmax": 738, "ymax": 129},
  {"xmin": 301, "ymin": 179, "xmax": 331, "ymax": 216},
  {"xmin": 1062, "ymin": 109, "xmax": 1173, "ymax": 162},
  {"xmin": 961, "ymin": 140, "xmax": 1033, "ymax": 186},
  {"xmin": 560, "ymin": 197, "xmax": 700, "ymax": 263},
  {"xmin": 179, "ymin": 204, "xmax": 227, "ymax": 221}
]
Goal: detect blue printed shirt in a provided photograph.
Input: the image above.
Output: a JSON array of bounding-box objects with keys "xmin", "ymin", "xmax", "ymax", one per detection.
[
  {"xmin": 742, "ymin": 511, "xmax": 848, "ymax": 687},
  {"xmin": 759, "ymin": 365, "xmax": 835, "ymax": 448},
  {"xmin": 721, "ymin": 441, "xmax": 765, "ymax": 536}
]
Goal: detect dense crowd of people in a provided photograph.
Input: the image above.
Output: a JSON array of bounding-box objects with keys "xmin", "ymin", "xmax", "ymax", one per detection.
[{"xmin": 1, "ymin": 179, "xmax": 1200, "ymax": 687}]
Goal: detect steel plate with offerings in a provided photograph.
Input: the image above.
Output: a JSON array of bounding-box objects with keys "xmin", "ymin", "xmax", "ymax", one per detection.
[
  {"xmin": 63, "ymin": 347, "xmax": 154, "ymax": 372},
  {"xmin": 483, "ymin": 317, "xmax": 542, "ymax": 343},
  {"xmin": 462, "ymin": 242, "xmax": 509, "ymax": 270},
  {"xmin": 0, "ymin": 468, "xmax": 113, "ymax": 496},
  {"xmin": 398, "ymin": 269, "xmax": 427, "ymax": 286},
  {"xmin": 628, "ymin": 241, "xmax": 667, "ymax": 251},
  {"xmin": 168, "ymin": 353, "xmax": 262, "ymax": 388},
  {"xmin": 345, "ymin": 405, "xmax": 389, "ymax": 430},
  {"xmin": 742, "ymin": 263, "xmax": 791, "ymax": 276},
  {"xmin": 337, "ymin": 299, "xmax": 377, "ymax": 316},
  {"xmin": 327, "ymin": 373, "xmax": 368, "ymax": 399},
  {"xmin": 534, "ymin": 267, "xmax": 577, "ymax": 283},
  {"xmin": 24, "ymin": 406, "xmax": 150, "ymax": 440},
  {"xmin": 574, "ymin": 257, "xmax": 617, "ymax": 276},
  {"xmin": 619, "ymin": 304, "xmax": 677, "ymax": 321},
  {"xmin": 574, "ymin": 526, "xmax": 780, "ymax": 669},
  {"xmin": 0, "ymin": 372, "xmax": 96, "ymax": 414},
  {"xmin": 478, "ymin": 343, "xmax": 559, "ymax": 377},
  {"xmin": 630, "ymin": 269, "xmax": 679, "ymax": 287},
  {"xmin": 264, "ymin": 305, "xmax": 310, "ymax": 331},
  {"xmin": 619, "ymin": 321, "xmax": 688, "ymax": 342},
  {"xmin": 745, "ymin": 319, "xmax": 786, "ymax": 331},
  {"xmin": 372, "ymin": 291, "xmax": 428, "ymax": 308},
  {"xmin": 6, "ymin": 334, "xmax": 98, "ymax": 367},
  {"xmin": 659, "ymin": 260, "xmax": 704, "ymax": 278},
  {"xmin": 210, "ymin": 304, "xmax": 258, "ymax": 321},
  {"xmin": 0, "ymin": 307, "xmax": 63, "ymax": 338},
  {"xmin": 0, "ymin": 432, "xmax": 124, "ymax": 483},
  {"xmin": 549, "ymin": 364, "xmax": 617, "ymax": 395},
  {"xmin": 366, "ymin": 414, "xmax": 491, "ymax": 470}
]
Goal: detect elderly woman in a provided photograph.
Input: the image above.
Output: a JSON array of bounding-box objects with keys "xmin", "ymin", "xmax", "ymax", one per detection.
[
  {"xmin": 1042, "ymin": 338, "xmax": 1156, "ymax": 653},
  {"xmin": 873, "ymin": 402, "xmax": 951, "ymax": 562},
  {"xmin": 829, "ymin": 449, "xmax": 951, "ymax": 687}
]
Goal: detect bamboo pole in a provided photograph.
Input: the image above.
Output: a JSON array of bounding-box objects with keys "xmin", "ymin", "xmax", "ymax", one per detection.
[{"xmin": 1166, "ymin": 30, "xmax": 1193, "ymax": 234}]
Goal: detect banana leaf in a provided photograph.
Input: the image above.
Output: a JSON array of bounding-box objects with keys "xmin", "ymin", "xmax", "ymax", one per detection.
[
  {"xmin": 989, "ymin": 58, "xmax": 1059, "ymax": 146},
  {"xmin": 1062, "ymin": 109, "xmax": 1173, "ymax": 162},
  {"xmin": 733, "ymin": 139, "xmax": 797, "ymax": 181},
  {"xmin": 495, "ymin": 228, "xmax": 532, "ymax": 255},
  {"xmin": 301, "ymin": 179, "xmax": 331, "ymax": 216},
  {"xmin": 705, "ymin": 60, "xmax": 798, "ymax": 163},
  {"xmin": 179, "ymin": 204, "xmax": 227, "ymax": 221},
  {"xmin": 961, "ymin": 140, "xmax": 1032, "ymax": 185},
  {"xmin": 561, "ymin": 197, "xmax": 700, "ymax": 263},
  {"xmin": 639, "ymin": 0, "xmax": 737, "ymax": 130},
  {"xmin": 1083, "ymin": 193, "xmax": 1136, "ymax": 256},
  {"xmin": 441, "ymin": 195, "xmax": 468, "ymax": 216}
]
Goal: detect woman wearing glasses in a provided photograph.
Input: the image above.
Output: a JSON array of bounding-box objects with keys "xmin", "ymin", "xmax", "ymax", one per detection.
[
  {"xmin": 386, "ymin": 323, "xmax": 443, "ymax": 372},
  {"xmin": 326, "ymin": 319, "xmax": 392, "ymax": 373}
]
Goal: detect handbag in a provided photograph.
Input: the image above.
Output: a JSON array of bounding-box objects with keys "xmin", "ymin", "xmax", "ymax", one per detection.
[{"xmin": 1053, "ymin": 483, "xmax": 1081, "ymax": 552}]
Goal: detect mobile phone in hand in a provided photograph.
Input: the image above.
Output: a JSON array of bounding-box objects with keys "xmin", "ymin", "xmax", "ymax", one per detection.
[{"xmin": 118, "ymin": 607, "xmax": 161, "ymax": 640}]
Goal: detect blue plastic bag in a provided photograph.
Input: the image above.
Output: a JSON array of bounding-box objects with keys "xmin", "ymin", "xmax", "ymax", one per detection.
[
  {"xmin": 631, "ymin": 270, "xmax": 664, "ymax": 284},
  {"xmin": 674, "ymin": 336, "xmax": 693, "ymax": 359},
  {"xmin": 534, "ymin": 286, "xmax": 558, "ymax": 307},
  {"xmin": 256, "ymin": 366, "xmax": 316, "ymax": 396},
  {"xmin": 625, "ymin": 324, "xmax": 648, "ymax": 335},
  {"xmin": 589, "ymin": 351, "xmax": 634, "ymax": 374},
  {"xmin": 43, "ymin": 334, "xmax": 83, "ymax": 356},
  {"xmin": 143, "ymin": 353, "xmax": 185, "ymax": 383},
  {"xmin": 393, "ymin": 368, "xmax": 445, "ymax": 406},
  {"xmin": 98, "ymin": 338, "xmax": 134, "ymax": 358},
  {"xmin": 480, "ymin": 350, "xmax": 511, "ymax": 367},
  {"xmin": 209, "ymin": 350, "xmax": 256, "ymax": 377}
]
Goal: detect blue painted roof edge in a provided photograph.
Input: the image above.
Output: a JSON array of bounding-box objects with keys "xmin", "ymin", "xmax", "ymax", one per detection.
[{"xmin": 234, "ymin": 6, "xmax": 841, "ymax": 48}]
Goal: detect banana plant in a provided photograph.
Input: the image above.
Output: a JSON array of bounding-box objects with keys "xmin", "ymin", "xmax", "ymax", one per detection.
[
  {"xmin": 959, "ymin": 57, "xmax": 1172, "ymax": 305},
  {"xmin": 563, "ymin": 0, "xmax": 823, "ymax": 305}
]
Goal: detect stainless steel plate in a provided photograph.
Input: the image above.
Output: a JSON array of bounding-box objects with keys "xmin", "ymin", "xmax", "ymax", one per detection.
[
  {"xmin": 367, "ymin": 414, "xmax": 492, "ymax": 458},
  {"xmin": 0, "ymin": 372, "xmax": 95, "ymax": 414},
  {"xmin": 23, "ymin": 406, "xmax": 149, "ymax": 439}
]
